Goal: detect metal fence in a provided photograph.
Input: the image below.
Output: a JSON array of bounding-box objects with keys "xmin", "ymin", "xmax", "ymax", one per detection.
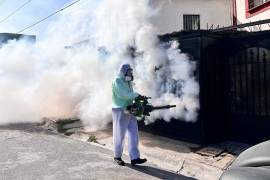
[{"xmin": 228, "ymin": 47, "xmax": 270, "ymax": 117}]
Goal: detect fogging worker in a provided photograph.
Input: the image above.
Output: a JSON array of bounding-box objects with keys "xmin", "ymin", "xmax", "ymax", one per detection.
[{"xmin": 112, "ymin": 64, "xmax": 147, "ymax": 166}]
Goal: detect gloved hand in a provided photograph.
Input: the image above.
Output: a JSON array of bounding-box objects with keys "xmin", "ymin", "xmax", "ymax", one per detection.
[{"xmin": 135, "ymin": 94, "xmax": 147, "ymax": 100}]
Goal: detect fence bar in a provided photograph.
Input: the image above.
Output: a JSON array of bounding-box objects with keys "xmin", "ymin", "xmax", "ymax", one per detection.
[
  {"xmin": 239, "ymin": 53, "xmax": 244, "ymax": 113},
  {"xmin": 233, "ymin": 56, "xmax": 238, "ymax": 112},
  {"xmin": 256, "ymin": 47, "xmax": 262, "ymax": 115},
  {"xmin": 250, "ymin": 49, "xmax": 256, "ymax": 114},
  {"xmin": 244, "ymin": 50, "xmax": 250, "ymax": 114},
  {"xmin": 262, "ymin": 51, "xmax": 269, "ymax": 115}
]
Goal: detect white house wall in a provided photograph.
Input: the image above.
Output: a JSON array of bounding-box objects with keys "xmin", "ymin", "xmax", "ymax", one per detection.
[
  {"xmin": 150, "ymin": 0, "xmax": 233, "ymax": 34},
  {"xmin": 236, "ymin": 0, "xmax": 270, "ymax": 31}
]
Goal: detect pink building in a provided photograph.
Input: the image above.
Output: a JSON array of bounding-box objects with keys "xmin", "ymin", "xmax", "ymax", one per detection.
[{"xmin": 234, "ymin": 0, "xmax": 270, "ymax": 30}]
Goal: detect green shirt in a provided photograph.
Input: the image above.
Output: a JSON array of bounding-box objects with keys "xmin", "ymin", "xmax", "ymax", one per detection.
[{"xmin": 112, "ymin": 73, "xmax": 138, "ymax": 108}]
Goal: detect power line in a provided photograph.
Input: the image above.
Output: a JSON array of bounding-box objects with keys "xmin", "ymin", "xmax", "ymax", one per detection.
[
  {"xmin": 0, "ymin": 0, "xmax": 33, "ymax": 24},
  {"xmin": 17, "ymin": 0, "xmax": 81, "ymax": 34}
]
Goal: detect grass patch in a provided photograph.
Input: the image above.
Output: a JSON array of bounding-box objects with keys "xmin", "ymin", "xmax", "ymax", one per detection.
[{"xmin": 88, "ymin": 134, "xmax": 98, "ymax": 143}]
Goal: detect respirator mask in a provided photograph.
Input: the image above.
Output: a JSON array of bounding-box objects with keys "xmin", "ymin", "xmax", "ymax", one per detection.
[{"xmin": 124, "ymin": 69, "xmax": 134, "ymax": 82}]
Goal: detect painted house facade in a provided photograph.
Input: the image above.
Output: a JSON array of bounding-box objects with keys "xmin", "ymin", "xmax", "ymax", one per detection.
[
  {"xmin": 150, "ymin": 0, "xmax": 270, "ymax": 34},
  {"xmin": 151, "ymin": 0, "xmax": 234, "ymax": 34}
]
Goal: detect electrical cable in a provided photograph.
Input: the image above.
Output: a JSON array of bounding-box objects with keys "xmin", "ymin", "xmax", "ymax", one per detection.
[
  {"xmin": 0, "ymin": 0, "xmax": 33, "ymax": 24},
  {"xmin": 17, "ymin": 0, "xmax": 81, "ymax": 33}
]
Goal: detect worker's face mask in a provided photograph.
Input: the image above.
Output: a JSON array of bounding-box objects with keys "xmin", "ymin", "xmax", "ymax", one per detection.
[{"xmin": 125, "ymin": 69, "xmax": 134, "ymax": 81}]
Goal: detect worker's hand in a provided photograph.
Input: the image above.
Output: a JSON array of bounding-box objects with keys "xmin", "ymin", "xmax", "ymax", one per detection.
[{"xmin": 136, "ymin": 94, "xmax": 147, "ymax": 100}]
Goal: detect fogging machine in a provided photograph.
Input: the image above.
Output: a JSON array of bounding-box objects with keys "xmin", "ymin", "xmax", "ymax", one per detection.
[{"xmin": 126, "ymin": 96, "xmax": 176, "ymax": 117}]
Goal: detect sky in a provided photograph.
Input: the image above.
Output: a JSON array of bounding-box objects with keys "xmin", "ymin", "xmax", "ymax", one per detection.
[{"xmin": 0, "ymin": 0, "xmax": 74, "ymax": 38}]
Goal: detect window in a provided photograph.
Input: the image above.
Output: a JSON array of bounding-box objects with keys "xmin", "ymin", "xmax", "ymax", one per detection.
[
  {"xmin": 183, "ymin": 15, "xmax": 200, "ymax": 31},
  {"xmin": 246, "ymin": 0, "xmax": 270, "ymax": 18},
  {"xmin": 248, "ymin": 0, "xmax": 270, "ymax": 9}
]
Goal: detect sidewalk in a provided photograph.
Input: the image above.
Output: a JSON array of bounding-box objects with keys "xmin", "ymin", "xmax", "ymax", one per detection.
[
  {"xmin": 48, "ymin": 119, "xmax": 251, "ymax": 180},
  {"xmin": 0, "ymin": 123, "xmax": 193, "ymax": 180}
]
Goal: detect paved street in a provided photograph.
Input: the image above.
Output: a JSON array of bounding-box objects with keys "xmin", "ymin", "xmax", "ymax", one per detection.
[{"xmin": 0, "ymin": 123, "xmax": 193, "ymax": 180}]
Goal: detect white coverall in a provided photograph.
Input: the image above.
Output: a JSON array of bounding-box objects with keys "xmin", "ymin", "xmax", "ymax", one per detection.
[
  {"xmin": 111, "ymin": 64, "xmax": 140, "ymax": 160},
  {"xmin": 112, "ymin": 108, "xmax": 140, "ymax": 160}
]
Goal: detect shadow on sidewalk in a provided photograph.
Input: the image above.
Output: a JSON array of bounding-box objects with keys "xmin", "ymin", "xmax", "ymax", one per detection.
[{"xmin": 126, "ymin": 164, "xmax": 197, "ymax": 180}]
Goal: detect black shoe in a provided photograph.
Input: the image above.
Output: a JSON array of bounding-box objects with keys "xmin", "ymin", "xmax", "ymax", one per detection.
[
  {"xmin": 114, "ymin": 157, "xmax": 125, "ymax": 166},
  {"xmin": 131, "ymin": 158, "xmax": 147, "ymax": 166}
]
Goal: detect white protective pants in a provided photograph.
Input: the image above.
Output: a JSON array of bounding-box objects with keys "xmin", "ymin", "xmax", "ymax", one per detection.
[{"xmin": 112, "ymin": 108, "xmax": 140, "ymax": 160}]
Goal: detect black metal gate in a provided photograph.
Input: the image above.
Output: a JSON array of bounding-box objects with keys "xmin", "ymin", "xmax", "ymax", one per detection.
[
  {"xmin": 228, "ymin": 48, "xmax": 270, "ymax": 117},
  {"xmin": 225, "ymin": 44, "xmax": 270, "ymax": 143}
]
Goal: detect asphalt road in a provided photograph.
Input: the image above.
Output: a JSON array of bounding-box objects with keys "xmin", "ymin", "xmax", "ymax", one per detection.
[{"xmin": 0, "ymin": 123, "xmax": 194, "ymax": 180}]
